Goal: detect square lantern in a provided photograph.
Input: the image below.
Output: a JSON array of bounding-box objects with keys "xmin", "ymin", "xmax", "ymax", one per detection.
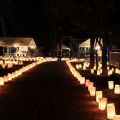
[
  {"xmin": 4, "ymin": 75, "xmax": 9, "ymax": 82},
  {"xmin": 0, "ymin": 77, "xmax": 4, "ymax": 85},
  {"xmin": 85, "ymin": 79, "xmax": 90, "ymax": 87},
  {"xmin": 107, "ymin": 103, "xmax": 116, "ymax": 119},
  {"xmin": 96, "ymin": 91, "xmax": 103, "ymax": 102},
  {"xmin": 91, "ymin": 69, "xmax": 94, "ymax": 74},
  {"xmin": 80, "ymin": 77, "xmax": 85, "ymax": 85},
  {"xmin": 114, "ymin": 84, "xmax": 120, "ymax": 94},
  {"xmin": 90, "ymin": 87, "xmax": 96, "ymax": 96},
  {"xmin": 88, "ymin": 82, "xmax": 94, "ymax": 91},
  {"xmin": 108, "ymin": 81, "xmax": 114, "ymax": 90},
  {"xmin": 98, "ymin": 97, "xmax": 107, "ymax": 110}
]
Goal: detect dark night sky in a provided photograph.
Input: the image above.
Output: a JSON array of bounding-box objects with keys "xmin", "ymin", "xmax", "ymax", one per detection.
[{"xmin": 0, "ymin": 0, "xmax": 120, "ymax": 48}]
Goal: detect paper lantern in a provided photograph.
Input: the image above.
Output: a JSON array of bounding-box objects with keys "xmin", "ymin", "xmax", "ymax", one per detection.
[
  {"xmin": 85, "ymin": 79, "xmax": 90, "ymax": 87},
  {"xmin": 114, "ymin": 115, "xmax": 120, "ymax": 120},
  {"xmin": 88, "ymin": 82, "xmax": 94, "ymax": 91},
  {"xmin": 115, "ymin": 68, "xmax": 119, "ymax": 74},
  {"xmin": 8, "ymin": 73, "xmax": 12, "ymax": 81},
  {"xmin": 83, "ymin": 66, "xmax": 86, "ymax": 70},
  {"xmin": 96, "ymin": 91, "xmax": 103, "ymax": 102},
  {"xmin": 108, "ymin": 81, "xmax": 114, "ymax": 90},
  {"xmin": 7, "ymin": 63, "xmax": 13, "ymax": 68},
  {"xmin": 107, "ymin": 103, "xmax": 116, "ymax": 119},
  {"xmin": 1, "ymin": 64, "xmax": 6, "ymax": 69},
  {"xmin": 80, "ymin": 77, "xmax": 85, "ymax": 84},
  {"xmin": 100, "ymin": 69, "xmax": 102, "ymax": 74},
  {"xmin": 93, "ymin": 66, "xmax": 96, "ymax": 70},
  {"xmin": 97, "ymin": 70, "xmax": 100, "ymax": 75},
  {"xmin": 0, "ymin": 77, "xmax": 4, "ymax": 85},
  {"xmin": 114, "ymin": 84, "xmax": 120, "ymax": 94},
  {"xmin": 91, "ymin": 69, "xmax": 94, "ymax": 74},
  {"xmin": 98, "ymin": 97, "xmax": 107, "ymax": 110},
  {"xmin": 4, "ymin": 75, "xmax": 9, "ymax": 82},
  {"xmin": 90, "ymin": 87, "xmax": 96, "ymax": 96}
]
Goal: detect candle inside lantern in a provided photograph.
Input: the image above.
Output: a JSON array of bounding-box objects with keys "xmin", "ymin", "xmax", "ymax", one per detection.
[
  {"xmin": 90, "ymin": 87, "xmax": 96, "ymax": 96},
  {"xmin": 0, "ymin": 77, "xmax": 4, "ymax": 85},
  {"xmin": 97, "ymin": 70, "xmax": 100, "ymax": 75},
  {"xmin": 108, "ymin": 81, "xmax": 114, "ymax": 90},
  {"xmin": 98, "ymin": 97, "xmax": 107, "ymax": 110},
  {"xmin": 4, "ymin": 75, "xmax": 9, "ymax": 82},
  {"xmin": 85, "ymin": 79, "xmax": 90, "ymax": 87},
  {"xmin": 91, "ymin": 69, "xmax": 94, "ymax": 74},
  {"xmin": 88, "ymin": 82, "xmax": 94, "ymax": 91},
  {"xmin": 80, "ymin": 77, "xmax": 85, "ymax": 84},
  {"xmin": 114, "ymin": 84, "xmax": 120, "ymax": 94},
  {"xmin": 96, "ymin": 91, "xmax": 103, "ymax": 102},
  {"xmin": 107, "ymin": 103, "xmax": 116, "ymax": 120}
]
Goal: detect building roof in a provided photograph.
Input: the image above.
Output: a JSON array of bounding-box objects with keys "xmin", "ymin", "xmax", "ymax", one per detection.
[
  {"xmin": 0, "ymin": 37, "xmax": 37, "ymax": 48},
  {"xmin": 79, "ymin": 39, "xmax": 90, "ymax": 47}
]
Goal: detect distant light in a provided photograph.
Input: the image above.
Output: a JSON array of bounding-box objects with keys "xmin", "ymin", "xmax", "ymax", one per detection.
[{"xmin": 30, "ymin": 46, "xmax": 36, "ymax": 49}]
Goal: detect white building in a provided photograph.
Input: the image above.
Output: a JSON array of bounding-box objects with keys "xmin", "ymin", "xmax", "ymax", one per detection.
[{"xmin": 0, "ymin": 37, "xmax": 37, "ymax": 57}]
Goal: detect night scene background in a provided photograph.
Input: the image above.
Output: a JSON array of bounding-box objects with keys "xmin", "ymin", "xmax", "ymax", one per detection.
[
  {"xmin": 0, "ymin": 1, "xmax": 120, "ymax": 120},
  {"xmin": 0, "ymin": 0, "xmax": 120, "ymax": 56}
]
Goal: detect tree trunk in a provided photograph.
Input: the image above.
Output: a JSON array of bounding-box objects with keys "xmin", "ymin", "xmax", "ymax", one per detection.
[
  {"xmin": 102, "ymin": 34, "xmax": 108, "ymax": 75},
  {"xmin": 90, "ymin": 37, "xmax": 95, "ymax": 68}
]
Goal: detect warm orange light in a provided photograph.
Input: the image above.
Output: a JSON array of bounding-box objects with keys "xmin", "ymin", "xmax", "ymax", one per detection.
[
  {"xmin": 98, "ymin": 97, "xmax": 107, "ymax": 110},
  {"xmin": 91, "ymin": 69, "xmax": 94, "ymax": 74},
  {"xmin": 97, "ymin": 70, "xmax": 100, "ymax": 75},
  {"xmin": 7, "ymin": 63, "xmax": 13, "ymax": 68},
  {"xmin": 114, "ymin": 115, "xmax": 120, "ymax": 120},
  {"xmin": 8, "ymin": 73, "xmax": 12, "ymax": 81},
  {"xmin": 114, "ymin": 84, "xmax": 120, "ymax": 94},
  {"xmin": 107, "ymin": 103, "xmax": 116, "ymax": 119},
  {"xmin": 108, "ymin": 81, "xmax": 114, "ymax": 90},
  {"xmin": 88, "ymin": 82, "xmax": 94, "ymax": 91},
  {"xmin": 1, "ymin": 64, "xmax": 6, "ymax": 69},
  {"xmin": 80, "ymin": 77, "xmax": 85, "ymax": 84},
  {"xmin": 96, "ymin": 91, "xmax": 103, "ymax": 102},
  {"xmin": 89, "ymin": 87, "xmax": 96, "ymax": 96},
  {"xmin": 4, "ymin": 75, "xmax": 9, "ymax": 82},
  {"xmin": 85, "ymin": 79, "xmax": 90, "ymax": 87},
  {"xmin": 0, "ymin": 77, "xmax": 4, "ymax": 85}
]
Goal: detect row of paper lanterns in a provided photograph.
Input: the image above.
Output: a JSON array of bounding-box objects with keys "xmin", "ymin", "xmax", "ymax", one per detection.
[
  {"xmin": 2, "ymin": 56, "xmax": 44, "ymax": 62},
  {"xmin": 67, "ymin": 60, "xmax": 120, "ymax": 120},
  {"xmin": 0, "ymin": 57, "xmax": 57, "ymax": 86}
]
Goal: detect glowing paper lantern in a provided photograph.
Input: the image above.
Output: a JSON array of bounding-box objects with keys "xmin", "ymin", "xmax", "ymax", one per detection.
[
  {"xmin": 1, "ymin": 64, "xmax": 6, "ymax": 69},
  {"xmin": 93, "ymin": 66, "xmax": 96, "ymax": 70},
  {"xmin": 114, "ymin": 115, "xmax": 120, "ymax": 120},
  {"xmin": 107, "ymin": 103, "xmax": 116, "ymax": 119},
  {"xmin": 107, "ymin": 66, "xmax": 110, "ymax": 70},
  {"xmin": 91, "ymin": 69, "xmax": 94, "ymax": 74},
  {"xmin": 96, "ymin": 91, "xmax": 103, "ymax": 102},
  {"xmin": 80, "ymin": 77, "xmax": 85, "ymax": 84},
  {"xmin": 98, "ymin": 97, "xmax": 107, "ymax": 110},
  {"xmin": 97, "ymin": 70, "xmax": 100, "ymax": 75},
  {"xmin": 114, "ymin": 84, "xmax": 120, "ymax": 94},
  {"xmin": 85, "ymin": 79, "xmax": 90, "ymax": 87},
  {"xmin": 90, "ymin": 87, "xmax": 96, "ymax": 96},
  {"xmin": 7, "ymin": 63, "xmax": 13, "ymax": 68},
  {"xmin": 115, "ymin": 68, "xmax": 119, "ymax": 74},
  {"xmin": 8, "ymin": 73, "xmax": 12, "ymax": 81},
  {"xmin": 88, "ymin": 82, "xmax": 94, "ymax": 91},
  {"xmin": 83, "ymin": 66, "xmax": 86, "ymax": 70},
  {"xmin": 4, "ymin": 75, "xmax": 9, "ymax": 82},
  {"xmin": 108, "ymin": 81, "xmax": 114, "ymax": 90},
  {"xmin": 0, "ymin": 77, "xmax": 4, "ymax": 85}
]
